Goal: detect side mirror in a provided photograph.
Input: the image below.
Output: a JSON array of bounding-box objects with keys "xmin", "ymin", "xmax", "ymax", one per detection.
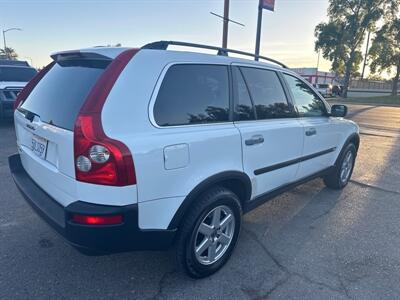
[{"xmin": 330, "ymin": 104, "xmax": 347, "ymax": 117}]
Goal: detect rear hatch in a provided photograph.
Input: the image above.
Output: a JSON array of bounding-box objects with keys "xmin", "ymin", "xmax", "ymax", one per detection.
[{"xmin": 15, "ymin": 55, "xmax": 111, "ymax": 206}]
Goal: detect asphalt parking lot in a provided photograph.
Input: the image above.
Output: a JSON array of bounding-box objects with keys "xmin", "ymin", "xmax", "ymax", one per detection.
[{"xmin": 1, "ymin": 103, "xmax": 399, "ymax": 299}]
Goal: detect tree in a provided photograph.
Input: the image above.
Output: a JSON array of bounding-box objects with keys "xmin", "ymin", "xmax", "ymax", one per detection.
[
  {"xmin": 367, "ymin": 73, "xmax": 386, "ymax": 81},
  {"xmin": 315, "ymin": 0, "xmax": 393, "ymax": 97},
  {"xmin": 0, "ymin": 47, "xmax": 18, "ymax": 60},
  {"xmin": 369, "ymin": 17, "xmax": 400, "ymax": 96}
]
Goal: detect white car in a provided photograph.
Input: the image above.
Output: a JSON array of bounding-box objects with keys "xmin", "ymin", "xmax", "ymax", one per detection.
[
  {"xmin": 314, "ymin": 83, "xmax": 333, "ymax": 97},
  {"xmin": 0, "ymin": 61, "xmax": 37, "ymax": 119},
  {"xmin": 9, "ymin": 41, "xmax": 359, "ymax": 278}
]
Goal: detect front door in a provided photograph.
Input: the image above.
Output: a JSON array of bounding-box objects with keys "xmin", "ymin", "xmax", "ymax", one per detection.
[
  {"xmin": 232, "ymin": 66, "xmax": 304, "ymax": 199},
  {"xmin": 282, "ymin": 73, "xmax": 339, "ymax": 179}
]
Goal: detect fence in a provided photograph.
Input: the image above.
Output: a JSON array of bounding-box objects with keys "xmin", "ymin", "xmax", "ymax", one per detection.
[{"xmin": 350, "ymin": 80, "xmax": 393, "ymax": 90}]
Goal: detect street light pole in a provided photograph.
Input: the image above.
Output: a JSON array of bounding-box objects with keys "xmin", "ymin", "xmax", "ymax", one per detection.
[
  {"xmin": 2, "ymin": 27, "xmax": 22, "ymax": 59},
  {"xmin": 2, "ymin": 31, "xmax": 7, "ymax": 55}
]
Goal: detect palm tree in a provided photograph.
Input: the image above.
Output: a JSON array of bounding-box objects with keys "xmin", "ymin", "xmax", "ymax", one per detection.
[{"xmin": 0, "ymin": 47, "xmax": 18, "ymax": 60}]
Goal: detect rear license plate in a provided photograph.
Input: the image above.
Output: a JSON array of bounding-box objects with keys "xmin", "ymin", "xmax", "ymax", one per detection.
[{"xmin": 31, "ymin": 135, "xmax": 48, "ymax": 159}]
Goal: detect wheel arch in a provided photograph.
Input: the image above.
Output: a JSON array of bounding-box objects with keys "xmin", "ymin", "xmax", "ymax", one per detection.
[
  {"xmin": 335, "ymin": 132, "xmax": 360, "ymax": 165},
  {"xmin": 167, "ymin": 171, "xmax": 252, "ymax": 230}
]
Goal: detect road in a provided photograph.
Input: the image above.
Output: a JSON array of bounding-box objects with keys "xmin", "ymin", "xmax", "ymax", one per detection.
[{"xmin": 0, "ymin": 103, "xmax": 399, "ymax": 299}]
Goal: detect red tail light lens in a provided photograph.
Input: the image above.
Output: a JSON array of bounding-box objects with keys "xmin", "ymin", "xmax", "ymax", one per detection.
[
  {"xmin": 72, "ymin": 214, "xmax": 123, "ymax": 225},
  {"xmin": 14, "ymin": 62, "xmax": 55, "ymax": 110},
  {"xmin": 74, "ymin": 49, "xmax": 139, "ymax": 186},
  {"xmin": 74, "ymin": 115, "xmax": 135, "ymax": 185}
]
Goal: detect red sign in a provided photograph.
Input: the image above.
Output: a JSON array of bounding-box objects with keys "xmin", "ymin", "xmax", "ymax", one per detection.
[{"xmin": 261, "ymin": 0, "xmax": 275, "ymax": 11}]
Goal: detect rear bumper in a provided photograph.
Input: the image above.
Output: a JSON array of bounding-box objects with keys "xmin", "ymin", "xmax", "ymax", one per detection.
[{"xmin": 8, "ymin": 154, "xmax": 177, "ymax": 254}]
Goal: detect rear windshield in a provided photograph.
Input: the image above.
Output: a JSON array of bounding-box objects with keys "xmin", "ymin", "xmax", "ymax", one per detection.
[
  {"xmin": 20, "ymin": 59, "xmax": 110, "ymax": 130},
  {"xmin": 0, "ymin": 66, "xmax": 37, "ymax": 82}
]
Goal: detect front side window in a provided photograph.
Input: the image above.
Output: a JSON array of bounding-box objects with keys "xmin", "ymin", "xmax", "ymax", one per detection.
[
  {"xmin": 154, "ymin": 64, "xmax": 230, "ymax": 126},
  {"xmin": 283, "ymin": 74, "xmax": 326, "ymax": 117},
  {"xmin": 240, "ymin": 67, "xmax": 292, "ymax": 119}
]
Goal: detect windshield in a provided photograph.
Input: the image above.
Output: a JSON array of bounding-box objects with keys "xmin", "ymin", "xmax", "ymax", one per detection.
[
  {"xmin": 0, "ymin": 66, "xmax": 37, "ymax": 82},
  {"xmin": 20, "ymin": 59, "xmax": 110, "ymax": 130}
]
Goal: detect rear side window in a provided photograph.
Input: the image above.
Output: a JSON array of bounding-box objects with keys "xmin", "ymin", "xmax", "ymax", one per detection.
[
  {"xmin": 240, "ymin": 67, "xmax": 293, "ymax": 119},
  {"xmin": 233, "ymin": 67, "xmax": 255, "ymax": 121},
  {"xmin": 154, "ymin": 64, "xmax": 230, "ymax": 126},
  {"xmin": 20, "ymin": 59, "xmax": 110, "ymax": 130}
]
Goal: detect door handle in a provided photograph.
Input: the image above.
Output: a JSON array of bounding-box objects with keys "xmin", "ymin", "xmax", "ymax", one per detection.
[
  {"xmin": 305, "ymin": 128, "xmax": 317, "ymax": 136},
  {"xmin": 245, "ymin": 135, "xmax": 264, "ymax": 146}
]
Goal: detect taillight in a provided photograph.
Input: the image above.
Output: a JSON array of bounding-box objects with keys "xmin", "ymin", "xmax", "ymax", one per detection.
[
  {"xmin": 14, "ymin": 62, "xmax": 55, "ymax": 110},
  {"xmin": 72, "ymin": 214, "xmax": 123, "ymax": 225},
  {"xmin": 74, "ymin": 49, "xmax": 139, "ymax": 186}
]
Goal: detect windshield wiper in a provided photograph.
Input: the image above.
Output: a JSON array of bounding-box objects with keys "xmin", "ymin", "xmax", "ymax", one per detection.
[{"xmin": 17, "ymin": 107, "xmax": 40, "ymax": 122}]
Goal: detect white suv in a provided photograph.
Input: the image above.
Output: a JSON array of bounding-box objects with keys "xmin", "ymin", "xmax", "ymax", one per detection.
[{"xmin": 9, "ymin": 41, "xmax": 359, "ymax": 278}]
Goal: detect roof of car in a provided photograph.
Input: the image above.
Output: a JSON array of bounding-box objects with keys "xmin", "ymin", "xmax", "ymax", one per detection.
[
  {"xmin": 0, "ymin": 59, "xmax": 30, "ymax": 67},
  {"xmin": 0, "ymin": 65, "xmax": 36, "ymax": 69},
  {"xmin": 51, "ymin": 46, "xmax": 291, "ymax": 74}
]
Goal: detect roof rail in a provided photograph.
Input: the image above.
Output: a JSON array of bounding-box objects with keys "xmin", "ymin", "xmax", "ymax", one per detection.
[{"xmin": 142, "ymin": 40, "xmax": 288, "ymax": 69}]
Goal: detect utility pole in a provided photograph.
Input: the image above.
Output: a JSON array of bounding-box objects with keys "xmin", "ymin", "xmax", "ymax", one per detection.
[
  {"xmin": 254, "ymin": 0, "xmax": 263, "ymax": 61},
  {"xmin": 316, "ymin": 50, "xmax": 321, "ymax": 84},
  {"xmin": 2, "ymin": 28, "xmax": 22, "ymax": 59},
  {"xmin": 361, "ymin": 31, "xmax": 371, "ymax": 80},
  {"xmin": 210, "ymin": 1, "xmax": 244, "ymax": 50},
  {"xmin": 222, "ymin": 0, "xmax": 230, "ymax": 48}
]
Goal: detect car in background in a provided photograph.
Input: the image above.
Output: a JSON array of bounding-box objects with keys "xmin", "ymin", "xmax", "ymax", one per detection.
[
  {"xmin": 313, "ymin": 83, "xmax": 333, "ymax": 97},
  {"xmin": 0, "ymin": 61, "xmax": 37, "ymax": 120},
  {"xmin": 0, "ymin": 59, "xmax": 31, "ymax": 67}
]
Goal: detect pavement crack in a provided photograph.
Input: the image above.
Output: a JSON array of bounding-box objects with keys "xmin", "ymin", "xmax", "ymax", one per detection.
[
  {"xmin": 337, "ymin": 275, "xmax": 353, "ymax": 300},
  {"xmin": 243, "ymin": 228, "xmax": 351, "ymax": 299},
  {"xmin": 242, "ymin": 228, "xmax": 288, "ymax": 273},
  {"xmin": 242, "ymin": 273, "xmax": 291, "ymax": 300},
  {"xmin": 263, "ymin": 274, "xmax": 291, "ymax": 300},
  {"xmin": 150, "ymin": 269, "xmax": 176, "ymax": 300},
  {"xmin": 311, "ymin": 202, "xmax": 337, "ymax": 222},
  {"xmin": 291, "ymin": 272, "xmax": 350, "ymax": 299},
  {"xmin": 350, "ymin": 180, "xmax": 400, "ymax": 195}
]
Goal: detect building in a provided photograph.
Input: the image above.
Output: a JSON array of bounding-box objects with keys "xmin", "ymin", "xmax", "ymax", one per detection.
[{"xmin": 291, "ymin": 68, "xmax": 338, "ymax": 85}]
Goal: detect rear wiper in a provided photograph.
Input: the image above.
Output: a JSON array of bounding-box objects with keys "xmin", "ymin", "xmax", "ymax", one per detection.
[{"xmin": 17, "ymin": 107, "xmax": 40, "ymax": 122}]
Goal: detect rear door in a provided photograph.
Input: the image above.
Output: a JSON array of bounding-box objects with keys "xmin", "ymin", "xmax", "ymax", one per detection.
[
  {"xmin": 232, "ymin": 66, "xmax": 304, "ymax": 199},
  {"xmin": 15, "ymin": 57, "xmax": 110, "ymax": 206},
  {"xmin": 282, "ymin": 73, "xmax": 339, "ymax": 179}
]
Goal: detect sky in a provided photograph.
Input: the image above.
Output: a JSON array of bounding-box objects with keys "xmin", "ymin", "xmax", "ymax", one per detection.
[{"xmin": 1, "ymin": 0, "xmax": 338, "ymax": 72}]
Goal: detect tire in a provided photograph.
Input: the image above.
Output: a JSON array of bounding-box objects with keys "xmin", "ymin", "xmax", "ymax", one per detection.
[
  {"xmin": 323, "ymin": 143, "xmax": 356, "ymax": 189},
  {"xmin": 175, "ymin": 186, "xmax": 242, "ymax": 278}
]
